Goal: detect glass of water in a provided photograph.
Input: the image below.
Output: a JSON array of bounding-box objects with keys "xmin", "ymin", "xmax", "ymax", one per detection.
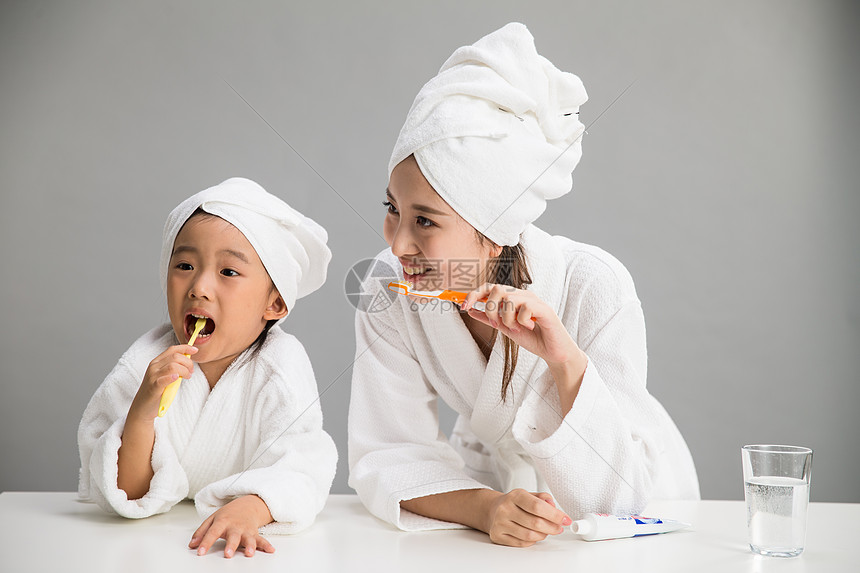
[{"xmin": 741, "ymin": 445, "xmax": 813, "ymax": 557}]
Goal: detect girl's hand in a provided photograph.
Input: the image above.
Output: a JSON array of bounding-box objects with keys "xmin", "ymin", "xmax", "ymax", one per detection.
[
  {"xmin": 189, "ymin": 495, "xmax": 276, "ymax": 558},
  {"xmin": 127, "ymin": 345, "xmax": 198, "ymax": 421},
  {"xmin": 483, "ymin": 489, "xmax": 571, "ymax": 547},
  {"xmin": 462, "ymin": 283, "xmax": 582, "ymax": 368}
]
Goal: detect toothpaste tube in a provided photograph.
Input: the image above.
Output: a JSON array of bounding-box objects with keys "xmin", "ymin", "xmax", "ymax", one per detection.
[{"xmin": 571, "ymin": 513, "xmax": 690, "ymax": 541}]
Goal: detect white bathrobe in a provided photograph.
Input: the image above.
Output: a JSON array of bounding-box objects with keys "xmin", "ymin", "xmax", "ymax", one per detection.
[
  {"xmin": 348, "ymin": 225, "xmax": 700, "ymax": 530},
  {"xmin": 78, "ymin": 324, "xmax": 337, "ymax": 534}
]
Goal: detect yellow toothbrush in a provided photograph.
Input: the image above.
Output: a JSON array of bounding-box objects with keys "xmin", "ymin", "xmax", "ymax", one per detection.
[{"xmin": 157, "ymin": 317, "xmax": 206, "ymax": 417}]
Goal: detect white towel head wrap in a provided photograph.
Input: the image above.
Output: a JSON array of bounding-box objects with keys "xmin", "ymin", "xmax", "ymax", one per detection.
[
  {"xmin": 160, "ymin": 177, "xmax": 331, "ymax": 320},
  {"xmin": 388, "ymin": 22, "xmax": 588, "ymax": 247}
]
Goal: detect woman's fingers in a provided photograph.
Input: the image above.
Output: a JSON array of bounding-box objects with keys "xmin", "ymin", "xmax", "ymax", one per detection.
[
  {"xmin": 517, "ymin": 305, "xmax": 536, "ymax": 330},
  {"xmin": 516, "ymin": 491, "xmax": 571, "ymax": 528},
  {"xmin": 487, "ymin": 490, "xmax": 571, "ymax": 547},
  {"xmin": 463, "ymin": 282, "xmax": 494, "ymax": 311},
  {"xmin": 510, "ymin": 498, "xmax": 565, "ymax": 536},
  {"xmin": 464, "ymin": 284, "xmax": 543, "ymax": 330},
  {"xmin": 497, "ymin": 291, "xmax": 520, "ymax": 331},
  {"xmin": 485, "ymin": 285, "xmax": 511, "ymax": 327},
  {"xmin": 511, "ymin": 511, "xmax": 564, "ymax": 536},
  {"xmin": 495, "ymin": 525, "xmax": 549, "ymax": 547},
  {"xmin": 465, "ymin": 283, "xmax": 511, "ymax": 327},
  {"xmin": 467, "ymin": 307, "xmax": 493, "ymax": 326}
]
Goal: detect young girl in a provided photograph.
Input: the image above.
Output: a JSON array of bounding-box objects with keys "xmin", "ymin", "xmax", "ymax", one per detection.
[
  {"xmin": 78, "ymin": 177, "xmax": 337, "ymax": 558},
  {"xmin": 348, "ymin": 23, "xmax": 699, "ymax": 547}
]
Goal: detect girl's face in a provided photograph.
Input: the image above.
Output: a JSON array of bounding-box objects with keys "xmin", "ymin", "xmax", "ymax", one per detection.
[
  {"xmin": 167, "ymin": 214, "xmax": 286, "ymax": 383},
  {"xmin": 384, "ymin": 155, "xmax": 501, "ymax": 291}
]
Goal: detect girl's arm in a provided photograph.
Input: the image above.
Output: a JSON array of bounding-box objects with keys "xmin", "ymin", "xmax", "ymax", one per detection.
[
  {"xmin": 189, "ymin": 333, "xmax": 337, "ymax": 557},
  {"xmin": 117, "ymin": 344, "xmax": 197, "ymax": 499},
  {"xmin": 117, "ymin": 412, "xmax": 156, "ymax": 499}
]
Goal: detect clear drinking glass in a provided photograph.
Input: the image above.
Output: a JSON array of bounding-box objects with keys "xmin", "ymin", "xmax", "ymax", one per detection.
[{"xmin": 741, "ymin": 445, "xmax": 813, "ymax": 557}]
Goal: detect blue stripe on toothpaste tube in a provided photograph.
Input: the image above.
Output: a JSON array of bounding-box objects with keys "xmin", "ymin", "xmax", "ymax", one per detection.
[{"xmin": 571, "ymin": 513, "xmax": 691, "ymax": 541}]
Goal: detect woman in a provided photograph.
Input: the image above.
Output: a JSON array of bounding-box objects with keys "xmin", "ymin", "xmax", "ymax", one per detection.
[{"xmin": 348, "ymin": 22, "xmax": 699, "ymax": 547}]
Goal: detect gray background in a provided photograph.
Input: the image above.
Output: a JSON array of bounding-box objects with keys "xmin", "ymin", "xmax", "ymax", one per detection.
[{"xmin": 1, "ymin": 1, "xmax": 858, "ymax": 503}]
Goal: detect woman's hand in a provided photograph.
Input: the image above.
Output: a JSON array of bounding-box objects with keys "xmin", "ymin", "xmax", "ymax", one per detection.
[
  {"xmin": 462, "ymin": 283, "xmax": 582, "ymax": 368},
  {"xmin": 483, "ymin": 489, "xmax": 572, "ymax": 547},
  {"xmin": 462, "ymin": 283, "xmax": 588, "ymax": 413},
  {"xmin": 189, "ymin": 495, "xmax": 276, "ymax": 558},
  {"xmin": 128, "ymin": 344, "xmax": 198, "ymax": 421}
]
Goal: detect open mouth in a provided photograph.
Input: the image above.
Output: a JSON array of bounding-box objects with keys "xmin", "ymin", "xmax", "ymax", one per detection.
[
  {"xmin": 401, "ymin": 263, "xmax": 435, "ymax": 284},
  {"xmin": 185, "ymin": 313, "xmax": 215, "ymax": 341}
]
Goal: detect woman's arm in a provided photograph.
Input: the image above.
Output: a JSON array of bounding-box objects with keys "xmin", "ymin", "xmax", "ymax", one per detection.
[
  {"xmin": 401, "ymin": 488, "xmax": 571, "ymax": 547},
  {"xmin": 546, "ymin": 355, "xmax": 587, "ymax": 416},
  {"xmin": 506, "ymin": 253, "xmax": 699, "ymax": 517},
  {"xmin": 348, "ymin": 282, "xmax": 489, "ymax": 531},
  {"xmin": 400, "ymin": 489, "xmax": 497, "ymax": 531},
  {"xmin": 463, "ymin": 283, "xmax": 588, "ymax": 415}
]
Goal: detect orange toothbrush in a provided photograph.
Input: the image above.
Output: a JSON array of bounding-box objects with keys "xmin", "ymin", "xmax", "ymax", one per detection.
[{"xmin": 388, "ymin": 281, "xmax": 536, "ymax": 320}]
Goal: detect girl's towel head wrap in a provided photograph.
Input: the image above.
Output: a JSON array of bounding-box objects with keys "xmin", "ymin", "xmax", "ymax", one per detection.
[
  {"xmin": 388, "ymin": 22, "xmax": 588, "ymax": 246},
  {"xmin": 160, "ymin": 177, "xmax": 331, "ymax": 320}
]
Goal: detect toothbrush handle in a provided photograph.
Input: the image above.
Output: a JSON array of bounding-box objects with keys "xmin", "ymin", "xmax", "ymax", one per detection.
[
  {"xmin": 158, "ymin": 319, "xmax": 206, "ymax": 417},
  {"xmin": 158, "ymin": 356, "xmax": 190, "ymax": 418},
  {"xmin": 157, "ymin": 376, "xmax": 183, "ymax": 417},
  {"xmin": 157, "ymin": 346, "xmax": 196, "ymax": 417},
  {"xmin": 440, "ymin": 290, "xmax": 505, "ymax": 308},
  {"xmin": 439, "ymin": 290, "xmax": 469, "ymax": 304}
]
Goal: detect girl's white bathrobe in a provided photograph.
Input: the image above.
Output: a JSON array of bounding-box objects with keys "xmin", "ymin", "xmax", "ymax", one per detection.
[
  {"xmin": 78, "ymin": 324, "xmax": 337, "ymax": 534},
  {"xmin": 348, "ymin": 225, "xmax": 700, "ymax": 530}
]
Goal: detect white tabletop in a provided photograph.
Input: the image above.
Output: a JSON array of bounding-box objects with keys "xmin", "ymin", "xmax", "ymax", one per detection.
[{"xmin": 0, "ymin": 493, "xmax": 855, "ymax": 572}]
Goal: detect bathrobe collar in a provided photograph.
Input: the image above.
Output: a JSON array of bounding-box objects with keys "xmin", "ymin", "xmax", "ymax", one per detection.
[{"xmin": 418, "ymin": 224, "xmax": 567, "ymax": 446}]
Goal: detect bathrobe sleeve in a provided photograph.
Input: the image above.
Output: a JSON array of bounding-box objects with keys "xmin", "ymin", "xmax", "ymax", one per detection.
[
  {"xmin": 193, "ymin": 334, "xmax": 337, "ymax": 535},
  {"xmin": 348, "ymin": 305, "xmax": 490, "ymax": 531},
  {"xmin": 77, "ymin": 327, "xmax": 190, "ymax": 519},
  {"xmin": 512, "ymin": 250, "xmax": 700, "ymax": 518}
]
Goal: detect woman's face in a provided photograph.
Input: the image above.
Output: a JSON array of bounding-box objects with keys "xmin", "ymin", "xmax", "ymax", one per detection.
[{"xmin": 384, "ymin": 156, "xmax": 501, "ymax": 292}]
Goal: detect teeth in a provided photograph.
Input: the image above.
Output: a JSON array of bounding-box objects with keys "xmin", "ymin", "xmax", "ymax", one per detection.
[
  {"xmin": 404, "ymin": 267, "xmax": 430, "ymax": 275},
  {"xmin": 189, "ymin": 314, "xmax": 211, "ymax": 336}
]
